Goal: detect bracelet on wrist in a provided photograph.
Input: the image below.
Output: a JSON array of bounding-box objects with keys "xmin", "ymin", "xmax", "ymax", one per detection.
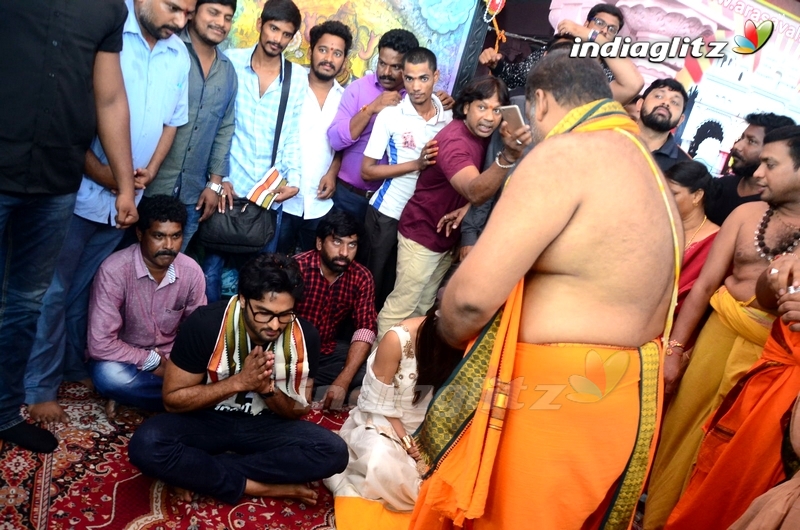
[
  {"xmin": 495, "ymin": 151, "xmax": 515, "ymax": 169},
  {"xmin": 400, "ymin": 435, "xmax": 415, "ymax": 450},
  {"xmin": 666, "ymin": 339, "xmax": 685, "ymax": 356}
]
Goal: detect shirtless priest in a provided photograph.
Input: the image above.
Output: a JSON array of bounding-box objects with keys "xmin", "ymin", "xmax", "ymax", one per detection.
[{"xmin": 410, "ymin": 50, "xmax": 682, "ymax": 529}]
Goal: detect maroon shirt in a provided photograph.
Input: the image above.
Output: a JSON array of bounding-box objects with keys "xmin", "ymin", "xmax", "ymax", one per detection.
[
  {"xmin": 293, "ymin": 250, "xmax": 377, "ymax": 355},
  {"xmin": 398, "ymin": 119, "xmax": 489, "ymax": 253}
]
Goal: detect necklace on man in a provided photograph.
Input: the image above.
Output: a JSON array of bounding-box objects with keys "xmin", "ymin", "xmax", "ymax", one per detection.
[
  {"xmin": 754, "ymin": 207, "xmax": 800, "ymax": 261},
  {"xmin": 685, "ymin": 216, "xmax": 707, "ymax": 249}
]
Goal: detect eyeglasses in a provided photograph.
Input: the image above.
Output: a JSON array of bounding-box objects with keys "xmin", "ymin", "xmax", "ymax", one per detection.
[
  {"xmin": 246, "ymin": 299, "xmax": 296, "ymax": 324},
  {"xmin": 591, "ymin": 17, "xmax": 619, "ymax": 36}
]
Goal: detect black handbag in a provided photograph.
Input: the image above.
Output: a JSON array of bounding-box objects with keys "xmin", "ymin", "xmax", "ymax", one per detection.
[
  {"xmin": 197, "ymin": 198, "xmax": 275, "ymax": 254},
  {"xmin": 197, "ymin": 57, "xmax": 292, "ymax": 254}
]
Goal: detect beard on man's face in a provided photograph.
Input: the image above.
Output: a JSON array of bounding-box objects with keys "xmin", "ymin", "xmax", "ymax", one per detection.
[
  {"xmin": 730, "ymin": 150, "xmax": 761, "ymax": 177},
  {"xmin": 321, "ymin": 251, "xmax": 350, "ymax": 273},
  {"xmin": 640, "ymin": 106, "xmax": 679, "ymax": 133},
  {"xmin": 138, "ymin": 5, "xmax": 181, "ymax": 41}
]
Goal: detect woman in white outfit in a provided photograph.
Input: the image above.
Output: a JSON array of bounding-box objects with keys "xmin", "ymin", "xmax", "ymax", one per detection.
[{"xmin": 324, "ymin": 305, "xmax": 464, "ymax": 511}]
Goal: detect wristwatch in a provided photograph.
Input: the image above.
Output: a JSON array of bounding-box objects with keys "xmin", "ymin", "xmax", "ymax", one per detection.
[
  {"xmin": 588, "ymin": 29, "xmax": 599, "ymax": 42},
  {"xmin": 205, "ymin": 181, "xmax": 224, "ymax": 195}
]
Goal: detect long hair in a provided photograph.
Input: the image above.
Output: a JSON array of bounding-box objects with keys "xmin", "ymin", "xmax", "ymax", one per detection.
[{"xmin": 413, "ymin": 304, "xmax": 465, "ymax": 404}]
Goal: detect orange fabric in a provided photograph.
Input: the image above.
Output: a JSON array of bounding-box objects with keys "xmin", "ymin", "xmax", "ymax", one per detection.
[
  {"xmin": 411, "ymin": 340, "xmax": 644, "ymax": 529},
  {"xmin": 665, "ymin": 320, "xmax": 800, "ymax": 530},
  {"xmin": 333, "ymin": 497, "xmax": 412, "ymax": 530},
  {"xmin": 411, "ymin": 280, "xmax": 524, "ymax": 526}
]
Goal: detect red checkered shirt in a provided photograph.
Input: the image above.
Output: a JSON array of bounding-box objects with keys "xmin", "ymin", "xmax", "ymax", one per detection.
[{"xmin": 294, "ymin": 250, "xmax": 377, "ymax": 355}]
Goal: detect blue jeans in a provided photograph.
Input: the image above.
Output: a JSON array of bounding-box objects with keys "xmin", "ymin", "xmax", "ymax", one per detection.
[
  {"xmin": 276, "ymin": 212, "xmax": 321, "ymax": 255},
  {"xmin": 24, "ymin": 215, "xmax": 126, "ymax": 405},
  {"xmin": 90, "ymin": 360, "xmax": 164, "ymax": 411},
  {"xmin": 0, "ymin": 191, "xmax": 77, "ymax": 431},
  {"xmin": 182, "ymin": 203, "xmax": 202, "ymax": 253},
  {"xmin": 332, "ymin": 185, "xmax": 369, "ymax": 224},
  {"xmin": 129, "ymin": 408, "xmax": 348, "ymax": 504}
]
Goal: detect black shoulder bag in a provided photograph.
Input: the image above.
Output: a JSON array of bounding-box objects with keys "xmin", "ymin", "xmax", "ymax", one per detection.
[{"xmin": 198, "ymin": 58, "xmax": 292, "ymax": 254}]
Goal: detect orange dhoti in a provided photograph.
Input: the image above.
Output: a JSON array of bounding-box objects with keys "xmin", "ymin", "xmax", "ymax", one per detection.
[
  {"xmin": 410, "ymin": 283, "xmax": 663, "ymax": 530},
  {"xmin": 412, "ymin": 341, "xmax": 659, "ymax": 530}
]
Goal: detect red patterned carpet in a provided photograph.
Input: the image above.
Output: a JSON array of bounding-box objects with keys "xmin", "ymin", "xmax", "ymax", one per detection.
[{"xmin": 0, "ymin": 383, "xmax": 347, "ymax": 530}]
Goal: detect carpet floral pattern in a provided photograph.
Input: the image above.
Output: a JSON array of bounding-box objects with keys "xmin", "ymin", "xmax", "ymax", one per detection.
[{"xmin": 0, "ymin": 384, "xmax": 347, "ymax": 529}]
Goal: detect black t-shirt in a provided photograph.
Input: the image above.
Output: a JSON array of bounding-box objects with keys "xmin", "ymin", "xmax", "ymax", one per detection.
[
  {"xmin": 171, "ymin": 300, "xmax": 321, "ymax": 380},
  {"xmin": 705, "ymin": 174, "xmax": 763, "ymax": 226},
  {"xmin": 0, "ymin": 0, "xmax": 127, "ymax": 194}
]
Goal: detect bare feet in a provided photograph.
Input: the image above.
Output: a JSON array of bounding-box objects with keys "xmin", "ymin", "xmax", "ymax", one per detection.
[
  {"xmin": 244, "ymin": 480, "xmax": 318, "ymax": 506},
  {"xmin": 104, "ymin": 399, "xmax": 119, "ymax": 420},
  {"xmin": 78, "ymin": 378, "xmax": 95, "ymax": 392},
  {"xmin": 28, "ymin": 401, "xmax": 68, "ymax": 424},
  {"xmin": 172, "ymin": 486, "xmax": 194, "ymax": 503}
]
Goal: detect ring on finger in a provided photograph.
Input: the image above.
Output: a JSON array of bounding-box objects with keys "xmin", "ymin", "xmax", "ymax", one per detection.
[
  {"xmin": 424, "ymin": 154, "xmax": 429, "ymax": 160},
  {"xmin": 789, "ymin": 285, "xmax": 800, "ymax": 294},
  {"xmin": 515, "ymin": 139, "xmax": 523, "ymax": 146},
  {"xmin": 770, "ymin": 268, "xmax": 780, "ymax": 275}
]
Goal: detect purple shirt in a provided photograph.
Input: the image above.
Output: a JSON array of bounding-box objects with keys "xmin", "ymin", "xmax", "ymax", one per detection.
[
  {"xmin": 86, "ymin": 244, "xmax": 207, "ymax": 368},
  {"xmin": 327, "ymin": 72, "xmax": 404, "ymax": 192},
  {"xmin": 399, "ymin": 120, "xmax": 489, "ymax": 253}
]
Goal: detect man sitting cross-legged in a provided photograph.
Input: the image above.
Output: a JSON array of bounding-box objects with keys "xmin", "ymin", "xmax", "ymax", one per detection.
[
  {"xmin": 87, "ymin": 195, "xmax": 206, "ymax": 418},
  {"xmin": 129, "ymin": 253, "xmax": 347, "ymax": 505}
]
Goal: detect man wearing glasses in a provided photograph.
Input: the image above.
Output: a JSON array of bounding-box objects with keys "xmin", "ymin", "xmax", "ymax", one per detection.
[
  {"xmin": 129, "ymin": 253, "xmax": 347, "ymax": 506},
  {"xmin": 479, "ymin": 4, "xmax": 638, "ymax": 102}
]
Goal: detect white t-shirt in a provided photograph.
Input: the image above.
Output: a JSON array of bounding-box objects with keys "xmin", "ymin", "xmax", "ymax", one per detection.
[
  {"xmin": 283, "ymin": 70, "xmax": 343, "ymax": 219},
  {"xmin": 364, "ymin": 94, "xmax": 452, "ymax": 220}
]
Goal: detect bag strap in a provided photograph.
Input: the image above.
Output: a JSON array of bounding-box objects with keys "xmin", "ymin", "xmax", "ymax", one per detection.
[{"xmin": 271, "ymin": 57, "xmax": 292, "ymax": 167}]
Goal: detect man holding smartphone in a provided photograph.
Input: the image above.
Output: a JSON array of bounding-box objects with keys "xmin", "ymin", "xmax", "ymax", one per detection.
[
  {"xmin": 376, "ymin": 76, "xmax": 531, "ymax": 339},
  {"xmin": 361, "ymin": 47, "xmax": 452, "ymax": 311}
]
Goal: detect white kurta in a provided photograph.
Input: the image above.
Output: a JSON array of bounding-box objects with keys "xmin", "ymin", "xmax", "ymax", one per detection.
[{"xmin": 324, "ymin": 325, "xmax": 431, "ymax": 512}]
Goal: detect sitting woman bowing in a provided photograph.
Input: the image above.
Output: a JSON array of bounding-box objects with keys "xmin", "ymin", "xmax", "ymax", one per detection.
[{"xmin": 324, "ymin": 304, "xmax": 463, "ymax": 525}]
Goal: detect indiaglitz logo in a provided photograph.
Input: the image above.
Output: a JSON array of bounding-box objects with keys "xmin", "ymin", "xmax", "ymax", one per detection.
[
  {"xmin": 566, "ymin": 350, "xmax": 630, "ymax": 403},
  {"xmin": 569, "ymin": 18, "xmax": 773, "ymax": 63},
  {"xmin": 733, "ymin": 19, "xmax": 774, "ymax": 54}
]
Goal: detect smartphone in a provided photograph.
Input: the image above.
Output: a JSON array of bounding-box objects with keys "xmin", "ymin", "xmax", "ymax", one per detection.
[{"xmin": 498, "ymin": 104, "xmax": 525, "ymax": 131}]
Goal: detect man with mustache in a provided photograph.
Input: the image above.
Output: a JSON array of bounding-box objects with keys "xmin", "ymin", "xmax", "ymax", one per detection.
[
  {"xmin": 203, "ymin": 0, "xmax": 306, "ymax": 302},
  {"xmin": 705, "ymin": 112, "xmax": 796, "ymax": 225},
  {"xmin": 327, "ymin": 29, "xmax": 453, "ymax": 223},
  {"xmin": 23, "ymin": 0, "xmax": 194, "ymax": 425},
  {"xmin": 275, "ymin": 20, "xmax": 353, "ymax": 254},
  {"xmin": 636, "ymin": 78, "xmax": 691, "ymax": 173},
  {"xmin": 86, "ymin": 196, "xmax": 206, "ymax": 418},
  {"xmin": 293, "ymin": 210, "xmax": 378, "ymax": 410},
  {"xmin": 645, "ymin": 115, "xmax": 798, "ymax": 528},
  {"xmin": 148, "ymin": 0, "xmax": 239, "ymax": 251}
]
